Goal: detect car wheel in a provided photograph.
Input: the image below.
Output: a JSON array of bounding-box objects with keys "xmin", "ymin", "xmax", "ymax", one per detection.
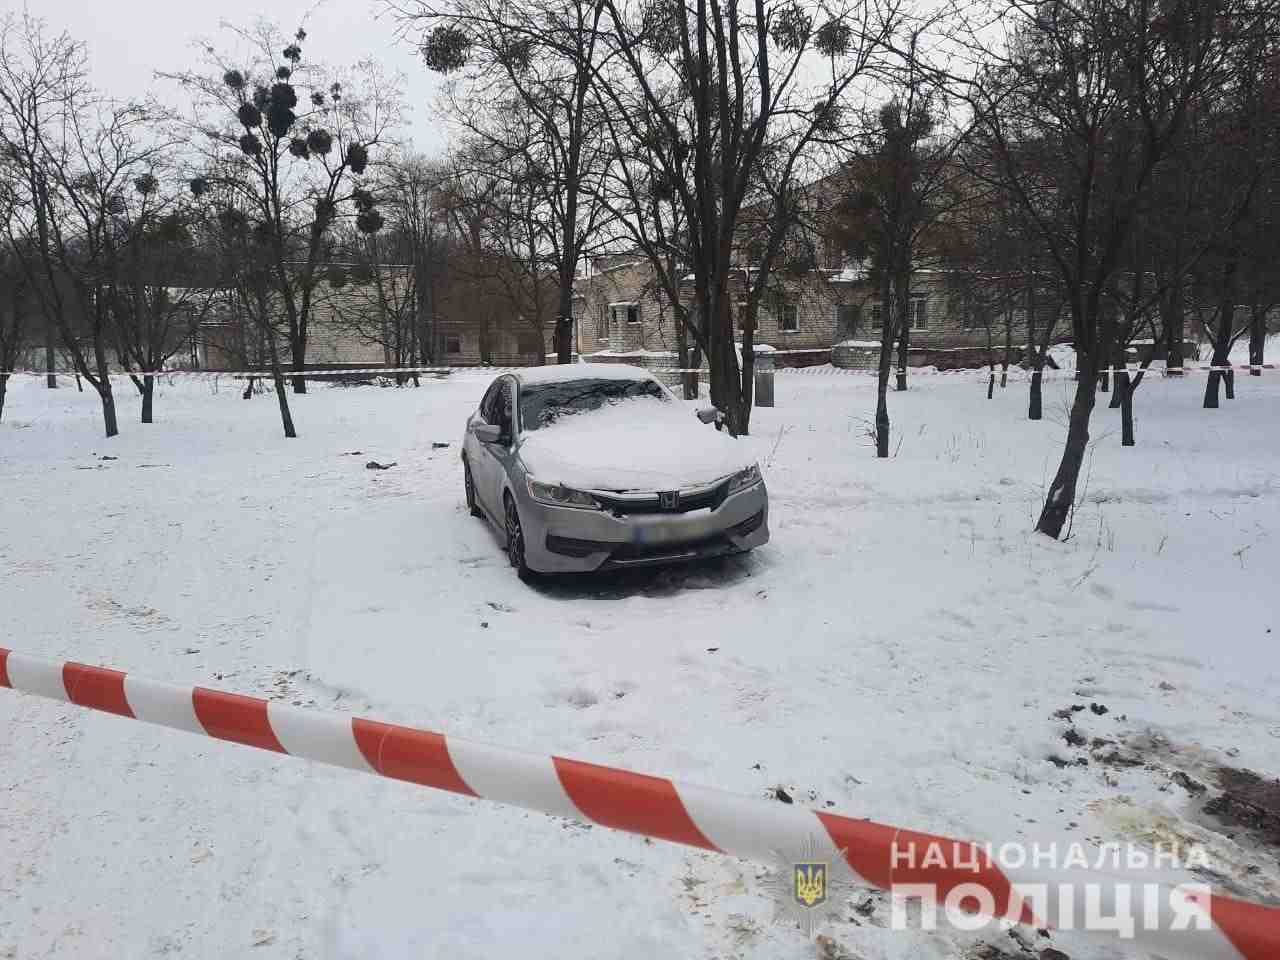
[
  {"xmin": 504, "ymin": 493, "xmax": 534, "ymax": 582},
  {"xmin": 463, "ymin": 459, "xmax": 483, "ymax": 518}
]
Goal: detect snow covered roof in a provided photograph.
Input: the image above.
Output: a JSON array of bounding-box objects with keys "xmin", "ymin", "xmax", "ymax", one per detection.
[{"xmin": 512, "ymin": 363, "xmax": 657, "ymax": 386}]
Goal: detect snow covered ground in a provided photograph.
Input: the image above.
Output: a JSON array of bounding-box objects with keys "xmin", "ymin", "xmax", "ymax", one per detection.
[{"xmin": 1, "ymin": 364, "xmax": 1278, "ymax": 960}]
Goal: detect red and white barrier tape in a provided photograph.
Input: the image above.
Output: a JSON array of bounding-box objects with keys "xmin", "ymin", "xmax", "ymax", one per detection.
[
  {"xmin": 3, "ymin": 362, "xmax": 1276, "ymax": 380},
  {"xmin": 0, "ymin": 647, "xmax": 1275, "ymax": 958},
  {"xmin": 3, "ymin": 365, "xmax": 495, "ymax": 379}
]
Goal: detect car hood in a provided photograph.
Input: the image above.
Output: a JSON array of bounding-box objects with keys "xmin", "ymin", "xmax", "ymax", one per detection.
[{"xmin": 518, "ymin": 402, "xmax": 755, "ymax": 491}]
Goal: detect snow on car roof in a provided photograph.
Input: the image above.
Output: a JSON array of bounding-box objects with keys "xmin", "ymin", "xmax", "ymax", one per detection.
[{"xmin": 512, "ymin": 363, "xmax": 658, "ymax": 386}]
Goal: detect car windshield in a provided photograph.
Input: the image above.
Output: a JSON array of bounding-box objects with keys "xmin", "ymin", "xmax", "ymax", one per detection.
[{"xmin": 518, "ymin": 377, "xmax": 668, "ymax": 432}]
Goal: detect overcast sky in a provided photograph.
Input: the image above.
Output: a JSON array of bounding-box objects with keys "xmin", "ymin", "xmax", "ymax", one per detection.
[{"xmin": 27, "ymin": 0, "xmax": 449, "ymax": 154}]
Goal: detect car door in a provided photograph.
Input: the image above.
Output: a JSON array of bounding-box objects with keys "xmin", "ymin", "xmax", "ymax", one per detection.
[
  {"xmin": 481, "ymin": 377, "xmax": 517, "ymax": 513},
  {"xmin": 468, "ymin": 379, "xmax": 502, "ymax": 518}
]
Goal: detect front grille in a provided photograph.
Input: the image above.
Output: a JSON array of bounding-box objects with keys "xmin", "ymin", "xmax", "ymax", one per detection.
[
  {"xmin": 594, "ymin": 481, "xmax": 727, "ymax": 516},
  {"xmin": 607, "ymin": 534, "xmax": 730, "ymax": 562}
]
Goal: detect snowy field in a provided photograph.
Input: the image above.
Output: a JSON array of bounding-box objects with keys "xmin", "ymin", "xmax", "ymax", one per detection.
[{"xmin": 1, "ymin": 366, "xmax": 1278, "ymax": 959}]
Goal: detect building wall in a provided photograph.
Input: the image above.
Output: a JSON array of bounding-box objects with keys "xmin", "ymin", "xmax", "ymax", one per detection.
[
  {"xmin": 574, "ymin": 258, "xmax": 1052, "ymax": 368},
  {"xmin": 198, "ymin": 264, "xmax": 556, "ymax": 370}
]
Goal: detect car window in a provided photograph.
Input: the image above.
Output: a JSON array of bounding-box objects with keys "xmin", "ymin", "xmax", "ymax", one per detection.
[
  {"xmin": 479, "ymin": 380, "xmax": 501, "ymax": 423},
  {"xmin": 518, "ymin": 377, "xmax": 669, "ymax": 432},
  {"xmin": 494, "ymin": 379, "xmax": 514, "ymax": 437}
]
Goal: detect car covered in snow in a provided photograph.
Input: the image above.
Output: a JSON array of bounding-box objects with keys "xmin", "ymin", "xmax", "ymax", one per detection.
[{"xmin": 461, "ymin": 364, "xmax": 769, "ymax": 578}]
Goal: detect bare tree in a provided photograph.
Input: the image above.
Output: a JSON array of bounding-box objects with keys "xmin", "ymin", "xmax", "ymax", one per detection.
[
  {"xmin": 167, "ymin": 24, "xmax": 399, "ymax": 398},
  {"xmin": 0, "ymin": 15, "xmax": 176, "ymax": 437},
  {"xmin": 0, "ymin": 239, "xmax": 27, "ymax": 421},
  {"xmin": 400, "ymin": 0, "xmax": 614, "ymax": 362},
  {"xmin": 597, "ymin": 115, "xmax": 702, "ymax": 397},
  {"xmin": 830, "ymin": 75, "xmax": 966, "ymax": 457},
  {"xmin": 322, "ymin": 232, "xmax": 421, "ymax": 379},
  {"xmin": 108, "ymin": 173, "xmax": 221, "ymax": 422},
  {"xmin": 383, "ymin": 154, "xmax": 450, "ymax": 366},
  {"xmin": 594, "ymin": 0, "xmax": 900, "ymax": 434},
  {"xmin": 955, "ymin": 0, "xmax": 1267, "ymax": 538},
  {"xmin": 205, "ymin": 196, "xmax": 298, "ymax": 435},
  {"xmin": 435, "ymin": 140, "xmax": 556, "ymax": 362}
]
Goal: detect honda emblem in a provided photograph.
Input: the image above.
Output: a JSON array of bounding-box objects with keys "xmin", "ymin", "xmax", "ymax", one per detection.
[{"xmin": 659, "ymin": 490, "xmax": 680, "ymax": 511}]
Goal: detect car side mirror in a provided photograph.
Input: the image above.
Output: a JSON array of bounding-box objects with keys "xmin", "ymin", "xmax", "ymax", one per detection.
[
  {"xmin": 696, "ymin": 407, "xmax": 724, "ymax": 425},
  {"xmin": 474, "ymin": 422, "xmax": 502, "ymax": 444}
]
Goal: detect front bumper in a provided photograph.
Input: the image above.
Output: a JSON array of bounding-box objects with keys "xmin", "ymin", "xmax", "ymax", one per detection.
[{"xmin": 518, "ymin": 480, "xmax": 770, "ymax": 573}]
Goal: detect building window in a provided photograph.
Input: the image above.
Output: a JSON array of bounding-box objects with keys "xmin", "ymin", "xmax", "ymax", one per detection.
[
  {"xmin": 597, "ymin": 305, "xmax": 608, "ymax": 339},
  {"xmin": 953, "ymin": 293, "xmax": 985, "ymax": 330},
  {"xmin": 445, "ymin": 335, "xmax": 462, "ymax": 354},
  {"xmin": 909, "ymin": 297, "xmax": 929, "ymax": 331},
  {"xmin": 869, "ymin": 302, "xmax": 882, "ymax": 328},
  {"xmin": 836, "ymin": 304, "xmax": 860, "ymax": 339},
  {"xmin": 779, "ymin": 303, "xmax": 799, "ymax": 332},
  {"xmin": 736, "ymin": 301, "xmax": 750, "ymax": 330},
  {"xmin": 611, "ymin": 303, "xmax": 640, "ymax": 325}
]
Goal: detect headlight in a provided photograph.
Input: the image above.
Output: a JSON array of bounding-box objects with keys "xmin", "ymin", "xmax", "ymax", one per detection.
[
  {"xmin": 726, "ymin": 463, "xmax": 762, "ymax": 494},
  {"xmin": 527, "ymin": 478, "xmax": 600, "ymax": 510}
]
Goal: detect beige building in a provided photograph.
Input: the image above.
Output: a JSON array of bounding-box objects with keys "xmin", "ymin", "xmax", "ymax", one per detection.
[
  {"xmin": 199, "ymin": 262, "xmax": 556, "ymax": 371},
  {"xmin": 573, "ymin": 254, "xmax": 1059, "ymax": 373}
]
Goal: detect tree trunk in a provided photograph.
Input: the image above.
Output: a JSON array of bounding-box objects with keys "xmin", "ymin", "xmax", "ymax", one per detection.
[
  {"xmin": 1163, "ymin": 283, "xmax": 1185, "ymax": 376},
  {"xmin": 1111, "ymin": 368, "xmax": 1127, "ymax": 410},
  {"xmin": 1120, "ymin": 374, "xmax": 1134, "ymax": 447},
  {"xmin": 1205, "ymin": 260, "xmax": 1236, "ymax": 409},
  {"xmin": 45, "ymin": 342, "xmax": 56, "ymax": 389},
  {"xmin": 985, "ymin": 310, "xmax": 995, "ymax": 399},
  {"xmin": 97, "ymin": 382, "xmax": 119, "ymax": 438},
  {"xmin": 875, "ymin": 274, "xmax": 894, "ymax": 458},
  {"xmin": 1027, "ymin": 285, "xmax": 1043, "ymax": 421},
  {"xmin": 1205, "ymin": 351, "xmax": 1226, "ymax": 408},
  {"xmin": 1109, "ymin": 343, "xmax": 1125, "ymax": 409},
  {"xmin": 894, "ymin": 272, "xmax": 910, "ymax": 392},
  {"xmin": 91, "ymin": 333, "xmax": 118, "ymax": 439},
  {"xmin": 290, "ymin": 336, "xmax": 307, "ymax": 395},
  {"xmin": 1249, "ymin": 307, "xmax": 1265, "ymax": 376},
  {"xmin": 141, "ymin": 375, "xmax": 154, "ymax": 424},
  {"xmin": 479, "ymin": 310, "xmax": 492, "ymax": 365},
  {"xmin": 556, "ymin": 275, "xmax": 574, "ymax": 365},
  {"xmin": 1035, "ymin": 346, "xmax": 1098, "ymax": 539},
  {"xmin": 676, "ymin": 310, "xmax": 697, "ymax": 400},
  {"xmin": 272, "ymin": 367, "xmax": 296, "ymax": 438},
  {"xmin": 1000, "ymin": 296, "xmax": 1012, "ymax": 389},
  {"xmin": 0, "ymin": 373, "xmax": 7, "ymax": 422},
  {"xmin": 267, "ymin": 332, "xmax": 297, "ymax": 438}
]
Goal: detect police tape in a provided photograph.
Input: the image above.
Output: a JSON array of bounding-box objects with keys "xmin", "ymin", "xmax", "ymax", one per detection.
[
  {"xmin": 5, "ymin": 363, "xmax": 1274, "ymax": 381},
  {"xmin": 3, "ymin": 361, "xmax": 1276, "ymax": 380},
  {"xmin": 0, "ymin": 647, "xmax": 1275, "ymax": 959},
  {"xmin": 3, "ymin": 365, "xmax": 489, "ymax": 379},
  {"xmin": 662, "ymin": 364, "xmax": 1277, "ymax": 377}
]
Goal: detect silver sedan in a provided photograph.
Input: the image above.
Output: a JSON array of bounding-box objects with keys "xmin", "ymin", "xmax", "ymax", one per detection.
[{"xmin": 461, "ymin": 364, "xmax": 769, "ymax": 579}]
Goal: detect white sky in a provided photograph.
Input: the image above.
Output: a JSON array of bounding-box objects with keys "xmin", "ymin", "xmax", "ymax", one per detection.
[{"xmin": 21, "ymin": 0, "xmax": 449, "ymax": 155}]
